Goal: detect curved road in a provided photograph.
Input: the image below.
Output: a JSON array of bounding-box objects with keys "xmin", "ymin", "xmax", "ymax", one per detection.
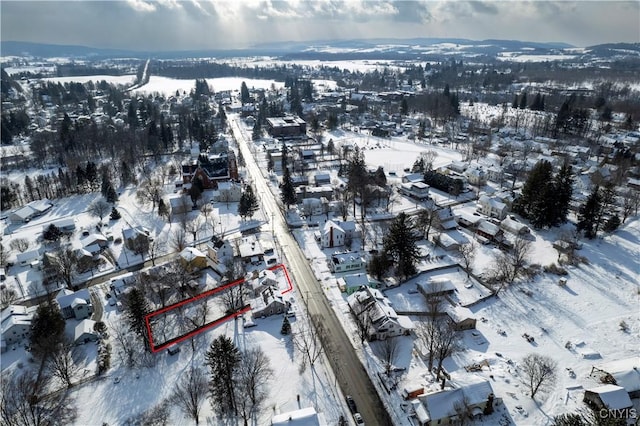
[{"xmin": 230, "ymin": 116, "xmax": 393, "ymax": 426}]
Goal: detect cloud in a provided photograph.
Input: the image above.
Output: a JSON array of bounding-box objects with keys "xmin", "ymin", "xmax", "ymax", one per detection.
[{"xmin": 125, "ymin": 0, "xmax": 157, "ymax": 13}]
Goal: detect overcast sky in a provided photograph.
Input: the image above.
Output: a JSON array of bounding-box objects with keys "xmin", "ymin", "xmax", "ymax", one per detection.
[{"xmin": 2, "ymin": 1, "xmax": 639, "ymax": 51}]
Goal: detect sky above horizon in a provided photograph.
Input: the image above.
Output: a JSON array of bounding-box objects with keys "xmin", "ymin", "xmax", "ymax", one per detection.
[{"xmin": 1, "ymin": 1, "xmax": 639, "ymax": 52}]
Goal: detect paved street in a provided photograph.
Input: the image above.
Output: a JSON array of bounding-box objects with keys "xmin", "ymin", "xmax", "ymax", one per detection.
[{"xmin": 230, "ymin": 117, "xmax": 393, "ymax": 426}]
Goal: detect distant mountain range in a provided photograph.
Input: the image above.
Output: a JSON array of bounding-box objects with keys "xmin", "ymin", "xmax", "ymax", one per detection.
[{"xmin": 1, "ymin": 39, "xmax": 639, "ymax": 61}]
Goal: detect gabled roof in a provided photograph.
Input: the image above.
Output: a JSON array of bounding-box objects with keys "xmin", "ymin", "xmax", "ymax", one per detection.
[
  {"xmin": 56, "ymin": 288, "xmax": 91, "ymax": 309},
  {"xmin": 587, "ymin": 385, "xmax": 633, "ymax": 410}
]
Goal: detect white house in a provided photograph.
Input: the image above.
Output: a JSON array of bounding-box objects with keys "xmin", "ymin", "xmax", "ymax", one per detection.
[
  {"xmin": 74, "ymin": 319, "xmax": 98, "ymax": 344},
  {"xmin": 46, "ymin": 217, "xmax": 77, "ymax": 233},
  {"xmin": 399, "ymin": 182, "xmax": 430, "ymax": 200},
  {"xmin": 329, "ymin": 252, "xmax": 366, "ymax": 274},
  {"xmin": 478, "ymin": 195, "xmax": 508, "ymax": 219},
  {"xmin": 321, "ymin": 220, "xmax": 346, "ymax": 248},
  {"xmin": 16, "ymin": 249, "xmax": 40, "ymax": 267},
  {"xmin": 465, "ymin": 167, "xmax": 487, "ymax": 186},
  {"xmin": 56, "ymin": 288, "xmax": 93, "ymax": 320},
  {"xmin": 347, "ymin": 286, "xmax": 413, "ymax": 341},
  {"xmin": 216, "ymin": 181, "xmax": 243, "ymax": 203},
  {"xmin": 1, "ymin": 305, "xmax": 34, "ymax": 349},
  {"xmin": 500, "ymin": 216, "xmax": 530, "ymax": 235},
  {"xmin": 206, "ymin": 236, "xmax": 234, "ymax": 265},
  {"xmin": 272, "ymin": 407, "xmax": 325, "ymax": 426}
]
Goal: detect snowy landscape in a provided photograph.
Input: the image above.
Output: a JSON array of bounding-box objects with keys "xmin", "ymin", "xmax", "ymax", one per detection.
[{"xmin": 1, "ymin": 14, "xmax": 640, "ymax": 426}]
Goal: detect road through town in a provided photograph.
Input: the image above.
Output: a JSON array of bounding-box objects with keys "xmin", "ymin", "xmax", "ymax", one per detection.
[{"xmin": 230, "ymin": 116, "xmax": 393, "ymax": 426}]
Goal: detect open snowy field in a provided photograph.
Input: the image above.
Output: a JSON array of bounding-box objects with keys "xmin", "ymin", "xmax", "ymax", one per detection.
[
  {"xmin": 41, "ymin": 74, "xmax": 137, "ymax": 86},
  {"xmin": 131, "ymin": 76, "xmax": 285, "ymax": 96}
]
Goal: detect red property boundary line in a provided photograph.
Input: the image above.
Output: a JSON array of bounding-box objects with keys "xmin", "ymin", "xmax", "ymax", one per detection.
[{"xmin": 144, "ymin": 263, "xmax": 293, "ymax": 353}]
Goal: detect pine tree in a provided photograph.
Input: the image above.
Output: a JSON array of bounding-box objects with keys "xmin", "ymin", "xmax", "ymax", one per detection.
[
  {"xmin": 383, "ymin": 212, "xmax": 421, "ymax": 279},
  {"xmin": 30, "ymin": 303, "xmax": 65, "ymax": 361},
  {"xmin": 124, "ymin": 288, "xmax": 151, "ymax": 347},
  {"xmin": 514, "ymin": 160, "xmax": 554, "ymax": 228},
  {"xmin": 281, "ymin": 316, "xmax": 291, "ymax": 335},
  {"xmin": 577, "ymin": 186, "xmax": 602, "ymax": 239},
  {"xmin": 551, "ymin": 161, "xmax": 573, "ymax": 225},
  {"xmin": 110, "ymin": 207, "xmax": 122, "ymax": 221},
  {"xmin": 240, "ymin": 81, "xmax": 250, "ymax": 105},
  {"xmin": 205, "ymin": 336, "xmax": 241, "ymax": 415},
  {"xmin": 280, "ymin": 167, "xmax": 296, "ymax": 208},
  {"xmin": 603, "ymin": 215, "xmax": 620, "ymax": 233},
  {"xmin": 43, "ymin": 224, "xmax": 62, "ymax": 242},
  {"xmin": 243, "ymin": 186, "xmax": 259, "ymax": 219},
  {"xmin": 106, "ymin": 185, "xmax": 119, "ymax": 203},
  {"xmin": 519, "ymin": 92, "xmax": 528, "ymax": 109}
]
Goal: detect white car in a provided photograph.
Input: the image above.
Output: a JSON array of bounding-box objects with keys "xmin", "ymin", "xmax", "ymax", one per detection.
[{"xmin": 353, "ymin": 413, "xmax": 365, "ymax": 425}]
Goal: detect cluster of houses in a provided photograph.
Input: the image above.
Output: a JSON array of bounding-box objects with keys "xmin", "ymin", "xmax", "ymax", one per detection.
[{"xmin": 1, "ymin": 287, "xmax": 97, "ymax": 352}]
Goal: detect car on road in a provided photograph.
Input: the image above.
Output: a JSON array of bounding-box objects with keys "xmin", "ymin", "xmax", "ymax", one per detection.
[
  {"xmin": 345, "ymin": 395, "xmax": 357, "ymax": 414},
  {"xmin": 353, "ymin": 412, "xmax": 365, "ymax": 425}
]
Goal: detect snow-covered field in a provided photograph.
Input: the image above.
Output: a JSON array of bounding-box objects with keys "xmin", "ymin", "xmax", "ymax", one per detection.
[
  {"xmin": 131, "ymin": 76, "xmax": 285, "ymax": 96},
  {"xmin": 41, "ymin": 74, "xmax": 137, "ymax": 86}
]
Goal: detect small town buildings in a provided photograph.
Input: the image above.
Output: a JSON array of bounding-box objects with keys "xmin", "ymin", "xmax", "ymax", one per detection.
[
  {"xmin": 478, "ymin": 195, "xmax": 508, "ymax": 219},
  {"xmin": 301, "ymin": 197, "xmax": 328, "ymax": 216},
  {"xmin": 250, "ymin": 269, "xmax": 278, "ymax": 297},
  {"xmin": 415, "ymin": 378, "xmax": 497, "ymax": 426},
  {"xmin": 206, "ymin": 237, "xmax": 234, "ymax": 265},
  {"xmin": 321, "ymin": 220, "xmax": 345, "ymax": 248},
  {"xmin": 169, "ymin": 195, "xmax": 192, "ymax": 216},
  {"xmin": 399, "ymin": 182, "xmax": 430, "ymax": 200},
  {"xmin": 476, "ymin": 220, "xmax": 504, "ymax": 243},
  {"xmin": 46, "ymin": 217, "xmax": 77, "ymax": 233},
  {"xmin": 9, "ymin": 199, "xmax": 53, "ymax": 224},
  {"xmin": 445, "ymin": 305, "xmax": 477, "ymax": 331},
  {"xmin": 591, "ymin": 358, "xmax": 640, "ymax": 399},
  {"xmin": 266, "ymin": 116, "xmax": 307, "ymax": 139},
  {"xmin": 338, "ymin": 273, "xmax": 381, "ymax": 294},
  {"xmin": 402, "ymin": 173, "xmax": 425, "ymax": 184},
  {"xmin": 417, "ymin": 280, "xmax": 456, "ymax": 298},
  {"xmin": 122, "ymin": 226, "xmax": 152, "ymax": 252},
  {"xmin": 239, "ymin": 236, "xmax": 265, "ymax": 264},
  {"xmin": 179, "ymin": 247, "xmax": 207, "ymax": 271},
  {"xmin": 252, "ymin": 287, "xmax": 288, "ymax": 318},
  {"xmin": 465, "ymin": 167, "xmax": 487, "ymax": 186},
  {"xmin": 347, "ymin": 286, "xmax": 413, "ymax": 341},
  {"xmin": 81, "ymin": 234, "xmax": 109, "ymax": 251},
  {"xmin": 16, "ymin": 249, "xmax": 40, "ymax": 267},
  {"xmin": 271, "ymin": 406, "xmax": 324, "ymax": 426},
  {"xmin": 74, "ymin": 319, "xmax": 98, "ymax": 344},
  {"xmin": 583, "ymin": 385, "xmax": 633, "ymax": 412},
  {"xmin": 313, "ymin": 173, "xmax": 331, "ymax": 186},
  {"xmin": 181, "ymin": 151, "xmax": 238, "ymax": 190},
  {"xmin": 56, "ymin": 288, "xmax": 93, "ymax": 320},
  {"xmin": 329, "ymin": 252, "xmax": 366, "ymax": 274},
  {"xmin": 216, "ymin": 181, "xmax": 243, "ymax": 203},
  {"xmin": 1, "ymin": 305, "xmax": 34, "ymax": 348},
  {"xmin": 499, "ymin": 216, "xmax": 530, "ymax": 235},
  {"xmin": 436, "ymin": 207, "xmax": 457, "ymax": 231}
]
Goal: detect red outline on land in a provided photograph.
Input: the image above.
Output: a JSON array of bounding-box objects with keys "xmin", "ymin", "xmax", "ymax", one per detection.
[{"xmin": 144, "ymin": 263, "xmax": 293, "ymax": 353}]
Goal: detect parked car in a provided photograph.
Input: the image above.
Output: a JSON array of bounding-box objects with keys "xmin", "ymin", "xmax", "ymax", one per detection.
[
  {"xmin": 345, "ymin": 395, "xmax": 357, "ymax": 414},
  {"xmin": 353, "ymin": 412, "xmax": 365, "ymax": 425}
]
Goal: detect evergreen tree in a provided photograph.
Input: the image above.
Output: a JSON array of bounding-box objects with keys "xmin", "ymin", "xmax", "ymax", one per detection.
[
  {"xmin": 110, "ymin": 207, "xmax": 122, "ymax": 221},
  {"xmin": 30, "ymin": 303, "xmax": 65, "ymax": 362},
  {"xmin": 512, "ymin": 95, "xmax": 519, "ymax": 109},
  {"xmin": 514, "ymin": 160, "xmax": 554, "ymax": 228},
  {"xmin": 280, "ymin": 167, "xmax": 296, "ymax": 208},
  {"xmin": 519, "ymin": 92, "xmax": 528, "ymax": 109},
  {"xmin": 43, "ymin": 224, "xmax": 62, "ymax": 242},
  {"xmin": 252, "ymin": 120, "xmax": 262, "ymax": 140},
  {"xmin": 205, "ymin": 336, "xmax": 241, "ymax": 416},
  {"xmin": 243, "ymin": 185, "xmax": 259, "ymax": 219},
  {"xmin": 383, "ymin": 212, "xmax": 421, "ymax": 279},
  {"xmin": 603, "ymin": 215, "xmax": 620, "ymax": 233},
  {"xmin": 281, "ymin": 142, "xmax": 288, "ymax": 171},
  {"xmin": 240, "ymin": 81, "xmax": 250, "ymax": 105},
  {"xmin": 400, "ymin": 98, "xmax": 408, "ymax": 115},
  {"xmin": 552, "ymin": 161, "xmax": 573, "ymax": 225},
  {"xmin": 577, "ymin": 186, "xmax": 602, "ymax": 239},
  {"xmin": 124, "ymin": 288, "xmax": 151, "ymax": 347},
  {"xmin": 157, "ymin": 199, "xmax": 169, "ymax": 218},
  {"xmin": 281, "ymin": 316, "xmax": 291, "ymax": 335},
  {"xmin": 106, "ymin": 185, "xmax": 119, "ymax": 203}
]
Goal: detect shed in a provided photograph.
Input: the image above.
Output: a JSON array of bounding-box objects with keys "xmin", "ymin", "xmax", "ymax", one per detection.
[{"xmin": 584, "ymin": 385, "xmax": 633, "ymax": 411}]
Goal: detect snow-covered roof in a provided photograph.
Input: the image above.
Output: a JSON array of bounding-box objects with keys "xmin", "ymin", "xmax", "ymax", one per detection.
[
  {"xmin": 56, "ymin": 288, "xmax": 91, "ymax": 309},
  {"xmin": 74, "ymin": 319, "xmax": 96, "ymax": 342},
  {"xmin": 418, "ymin": 279, "xmax": 456, "ymax": 295},
  {"xmin": 272, "ymin": 406, "xmax": 321, "ymax": 425},
  {"xmin": 180, "ymin": 247, "xmax": 206, "ymax": 262},
  {"xmin": 421, "ymin": 378, "xmax": 494, "ymax": 422},
  {"xmin": 596, "ymin": 358, "xmax": 640, "ymax": 393},
  {"xmin": 16, "ymin": 249, "xmax": 40, "ymax": 264},
  {"xmin": 586, "ymin": 385, "xmax": 633, "ymax": 410}
]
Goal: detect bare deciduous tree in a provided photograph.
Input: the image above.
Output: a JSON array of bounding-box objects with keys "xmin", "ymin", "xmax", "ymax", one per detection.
[
  {"xmin": 170, "ymin": 228, "xmax": 188, "ymax": 253},
  {"xmin": 621, "ymin": 189, "xmax": 640, "ymax": 223},
  {"xmin": 293, "ymin": 314, "xmax": 326, "ymax": 372},
  {"xmin": 377, "ymin": 337, "xmax": 400, "ymax": 376},
  {"xmin": 457, "ymin": 241, "xmax": 477, "ymax": 277},
  {"xmin": 416, "ymin": 204, "xmax": 440, "ymax": 241},
  {"xmin": 9, "ymin": 238, "xmax": 29, "ymax": 253},
  {"xmin": 236, "ymin": 347, "xmax": 273, "ymax": 425},
  {"xmin": 0, "ymin": 288, "xmax": 18, "ymax": 310},
  {"xmin": 185, "ymin": 216, "xmax": 205, "ymax": 245},
  {"xmin": 491, "ymin": 234, "xmax": 532, "ymax": 293},
  {"xmin": 47, "ymin": 338, "xmax": 81, "ymax": 388},
  {"xmin": 45, "ymin": 246, "xmax": 78, "ymax": 288},
  {"xmin": 415, "ymin": 288, "xmax": 446, "ymax": 371},
  {"xmin": 87, "ymin": 197, "xmax": 111, "ymax": 222},
  {"xmin": 136, "ymin": 178, "xmax": 164, "ymax": 212},
  {"xmin": 434, "ymin": 321, "xmax": 459, "ymax": 387},
  {"xmin": 219, "ymin": 282, "xmax": 247, "ymax": 314},
  {"xmin": 521, "ymin": 353, "xmax": 558, "ymax": 399},
  {"xmin": 170, "ymin": 366, "xmax": 208, "ymax": 425}
]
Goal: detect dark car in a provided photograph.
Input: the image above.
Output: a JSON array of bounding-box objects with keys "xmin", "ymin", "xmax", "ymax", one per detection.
[{"xmin": 345, "ymin": 395, "xmax": 357, "ymax": 414}]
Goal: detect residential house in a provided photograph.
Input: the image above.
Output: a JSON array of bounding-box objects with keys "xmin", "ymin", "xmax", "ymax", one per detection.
[
  {"xmin": 296, "ymin": 186, "xmax": 334, "ymax": 203},
  {"xmin": 1, "ymin": 305, "xmax": 34, "ymax": 348},
  {"xmin": 347, "ymin": 286, "xmax": 413, "ymax": 341},
  {"xmin": 417, "ymin": 280, "xmax": 456, "ymax": 298},
  {"xmin": 181, "ymin": 151, "xmax": 238, "ymax": 190},
  {"xmin": 250, "ymin": 269, "xmax": 278, "ymax": 297},
  {"xmin": 271, "ymin": 407, "xmax": 325, "ymax": 426},
  {"xmin": 169, "ymin": 195, "xmax": 192, "ymax": 216},
  {"xmin": 46, "ymin": 217, "xmax": 77, "ymax": 233},
  {"xmin": 500, "ymin": 216, "xmax": 530, "ymax": 235},
  {"xmin": 216, "ymin": 181, "xmax": 243, "ymax": 203},
  {"xmin": 252, "ymin": 287, "xmax": 288, "ymax": 318},
  {"xmin": 301, "ymin": 197, "xmax": 328, "ymax": 216},
  {"xmin": 486, "ymin": 166, "xmax": 504, "ymax": 183},
  {"xmin": 266, "ymin": 116, "xmax": 307, "ymax": 139},
  {"xmin": 475, "ymin": 220, "xmax": 504, "ymax": 243},
  {"xmin": 455, "ymin": 211, "xmax": 483, "ymax": 229},
  {"xmin": 399, "ymin": 182, "xmax": 430, "ymax": 200},
  {"xmin": 402, "ymin": 173, "xmax": 425, "ymax": 184},
  {"xmin": 591, "ymin": 358, "xmax": 640, "ymax": 399},
  {"xmin": 74, "ymin": 319, "xmax": 98, "ymax": 344},
  {"xmin": 338, "ymin": 273, "xmax": 381, "ymax": 295},
  {"xmin": 122, "ymin": 226, "xmax": 152, "ymax": 253},
  {"xmin": 329, "ymin": 252, "xmax": 366, "ymax": 274},
  {"xmin": 322, "ymin": 220, "xmax": 346, "ymax": 248},
  {"xmin": 445, "ymin": 305, "xmax": 477, "ymax": 330},
  {"xmin": 436, "ymin": 207, "xmax": 457, "ymax": 231},
  {"xmin": 206, "ymin": 236, "xmax": 234, "ymax": 265},
  {"xmin": 583, "ymin": 385, "xmax": 633, "ymax": 413},
  {"xmin": 179, "ymin": 247, "xmax": 207, "ymax": 271},
  {"xmin": 478, "ymin": 195, "xmax": 508, "ymax": 219},
  {"xmin": 16, "ymin": 249, "xmax": 40, "ymax": 267},
  {"xmin": 465, "ymin": 167, "xmax": 487, "ymax": 186},
  {"xmin": 56, "ymin": 288, "xmax": 93, "ymax": 320},
  {"xmin": 81, "ymin": 234, "xmax": 109, "ymax": 251},
  {"xmin": 415, "ymin": 378, "xmax": 497, "ymax": 426},
  {"xmin": 239, "ymin": 236, "xmax": 265, "ymax": 264},
  {"xmin": 313, "ymin": 173, "xmax": 331, "ymax": 186},
  {"xmin": 9, "ymin": 199, "xmax": 53, "ymax": 224}
]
